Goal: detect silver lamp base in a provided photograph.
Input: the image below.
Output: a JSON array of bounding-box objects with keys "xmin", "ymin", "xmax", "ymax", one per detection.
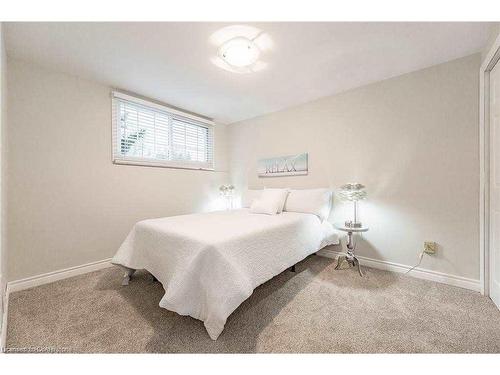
[{"xmin": 345, "ymin": 220, "xmax": 363, "ymax": 228}]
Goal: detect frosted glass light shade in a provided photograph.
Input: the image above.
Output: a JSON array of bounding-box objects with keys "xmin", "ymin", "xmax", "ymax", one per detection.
[
  {"xmin": 218, "ymin": 37, "xmax": 260, "ymax": 68},
  {"xmin": 337, "ymin": 183, "xmax": 367, "ymax": 201},
  {"xmin": 219, "ymin": 184, "xmax": 235, "ymax": 197}
]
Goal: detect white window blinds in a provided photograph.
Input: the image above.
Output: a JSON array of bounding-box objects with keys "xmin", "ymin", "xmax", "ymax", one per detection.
[{"xmin": 112, "ymin": 92, "xmax": 214, "ymax": 170}]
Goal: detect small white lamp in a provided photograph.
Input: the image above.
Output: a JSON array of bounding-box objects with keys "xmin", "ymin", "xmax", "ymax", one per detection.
[
  {"xmin": 337, "ymin": 183, "xmax": 367, "ymax": 228},
  {"xmin": 219, "ymin": 185, "xmax": 235, "ymax": 210}
]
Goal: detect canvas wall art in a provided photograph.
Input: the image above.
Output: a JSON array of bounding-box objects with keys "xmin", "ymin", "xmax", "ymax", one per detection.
[{"xmin": 258, "ymin": 153, "xmax": 308, "ymax": 177}]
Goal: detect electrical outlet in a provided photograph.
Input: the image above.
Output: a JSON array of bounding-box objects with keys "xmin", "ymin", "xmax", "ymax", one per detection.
[{"xmin": 424, "ymin": 241, "xmax": 437, "ymax": 254}]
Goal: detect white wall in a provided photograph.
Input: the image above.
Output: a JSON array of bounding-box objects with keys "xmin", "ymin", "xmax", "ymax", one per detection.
[
  {"xmin": 482, "ymin": 23, "xmax": 500, "ymax": 64},
  {"xmin": 229, "ymin": 54, "xmax": 481, "ymax": 281},
  {"xmin": 4, "ymin": 52, "xmax": 484, "ymax": 283},
  {"xmin": 6, "ymin": 58, "xmax": 230, "ymax": 281}
]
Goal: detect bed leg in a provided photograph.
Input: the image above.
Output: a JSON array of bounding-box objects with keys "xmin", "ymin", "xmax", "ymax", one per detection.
[
  {"xmin": 290, "ymin": 265, "xmax": 296, "ymax": 273},
  {"xmin": 121, "ymin": 267, "xmax": 136, "ymax": 286}
]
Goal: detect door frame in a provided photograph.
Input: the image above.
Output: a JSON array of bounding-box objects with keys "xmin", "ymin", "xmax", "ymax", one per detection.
[{"xmin": 480, "ymin": 33, "xmax": 500, "ymax": 296}]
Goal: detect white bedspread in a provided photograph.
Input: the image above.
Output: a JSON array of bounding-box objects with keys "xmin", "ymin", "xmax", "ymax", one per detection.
[{"xmin": 112, "ymin": 209, "xmax": 338, "ymax": 340}]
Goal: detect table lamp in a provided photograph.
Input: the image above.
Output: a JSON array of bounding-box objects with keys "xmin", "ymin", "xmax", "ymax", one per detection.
[
  {"xmin": 337, "ymin": 183, "xmax": 367, "ymax": 228},
  {"xmin": 219, "ymin": 184, "xmax": 235, "ymax": 209}
]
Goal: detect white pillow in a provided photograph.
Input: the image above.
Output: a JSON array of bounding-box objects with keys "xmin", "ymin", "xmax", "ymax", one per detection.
[
  {"xmin": 241, "ymin": 189, "xmax": 262, "ymax": 208},
  {"xmin": 264, "ymin": 188, "xmax": 289, "ymax": 213},
  {"xmin": 284, "ymin": 188, "xmax": 332, "ymax": 221},
  {"xmin": 250, "ymin": 189, "xmax": 289, "ymax": 215}
]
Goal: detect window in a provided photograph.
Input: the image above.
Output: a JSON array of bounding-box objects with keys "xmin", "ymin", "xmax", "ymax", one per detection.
[{"xmin": 112, "ymin": 92, "xmax": 214, "ymax": 170}]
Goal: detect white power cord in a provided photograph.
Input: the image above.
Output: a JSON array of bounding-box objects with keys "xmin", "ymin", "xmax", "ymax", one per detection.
[{"xmin": 406, "ymin": 251, "xmax": 425, "ymax": 274}]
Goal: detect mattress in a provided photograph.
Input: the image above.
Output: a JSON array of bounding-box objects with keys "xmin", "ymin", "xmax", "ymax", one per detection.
[{"xmin": 112, "ymin": 208, "xmax": 339, "ymax": 340}]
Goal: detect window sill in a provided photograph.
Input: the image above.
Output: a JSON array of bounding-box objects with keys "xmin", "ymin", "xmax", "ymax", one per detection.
[{"xmin": 113, "ymin": 158, "xmax": 215, "ymax": 171}]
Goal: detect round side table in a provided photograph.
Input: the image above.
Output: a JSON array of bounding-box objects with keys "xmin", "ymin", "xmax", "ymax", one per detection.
[{"xmin": 333, "ymin": 223, "xmax": 369, "ymax": 276}]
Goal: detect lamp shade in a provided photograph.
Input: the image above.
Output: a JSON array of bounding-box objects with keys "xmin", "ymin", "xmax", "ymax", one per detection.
[
  {"xmin": 337, "ymin": 183, "xmax": 367, "ymax": 201},
  {"xmin": 219, "ymin": 184, "xmax": 235, "ymax": 196}
]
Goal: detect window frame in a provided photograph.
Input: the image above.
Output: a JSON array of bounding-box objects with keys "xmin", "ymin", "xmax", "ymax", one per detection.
[{"xmin": 111, "ymin": 91, "xmax": 215, "ymax": 171}]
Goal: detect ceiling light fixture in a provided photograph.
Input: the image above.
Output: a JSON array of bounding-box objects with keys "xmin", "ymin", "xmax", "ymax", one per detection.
[
  {"xmin": 210, "ymin": 25, "xmax": 272, "ymax": 74},
  {"xmin": 218, "ymin": 36, "xmax": 260, "ymax": 68}
]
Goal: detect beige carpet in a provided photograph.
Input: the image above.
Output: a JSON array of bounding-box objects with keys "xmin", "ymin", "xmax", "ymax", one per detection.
[{"xmin": 5, "ymin": 255, "xmax": 500, "ymax": 353}]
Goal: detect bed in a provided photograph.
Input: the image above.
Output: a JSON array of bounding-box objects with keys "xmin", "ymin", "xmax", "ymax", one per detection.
[{"xmin": 112, "ymin": 190, "xmax": 338, "ymax": 340}]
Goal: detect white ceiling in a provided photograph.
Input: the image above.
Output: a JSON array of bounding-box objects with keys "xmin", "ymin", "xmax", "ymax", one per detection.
[{"xmin": 5, "ymin": 22, "xmax": 493, "ymax": 124}]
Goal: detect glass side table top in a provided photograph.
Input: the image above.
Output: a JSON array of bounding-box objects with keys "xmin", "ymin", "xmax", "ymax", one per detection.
[{"xmin": 333, "ymin": 222, "xmax": 369, "ymax": 233}]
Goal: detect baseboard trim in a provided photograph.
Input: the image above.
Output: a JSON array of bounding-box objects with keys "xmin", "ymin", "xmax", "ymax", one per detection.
[
  {"xmin": 0, "ymin": 289, "xmax": 8, "ymax": 352},
  {"xmin": 317, "ymin": 249, "xmax": 481, "ymax": 292},
  {"xmin": 1, "ymin": 258, "xmax": 113, "ymax": 351},
  {"xmin": 0, "ymin": 250, "xmax": 481, "ymax": 349},
  {"xmin": 6, "ymin": 258, "xmax": 113, "ymax": 294},
  {"xmin": 0, "ymin": 274, "xmax": 7, "ymax": 352}
]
